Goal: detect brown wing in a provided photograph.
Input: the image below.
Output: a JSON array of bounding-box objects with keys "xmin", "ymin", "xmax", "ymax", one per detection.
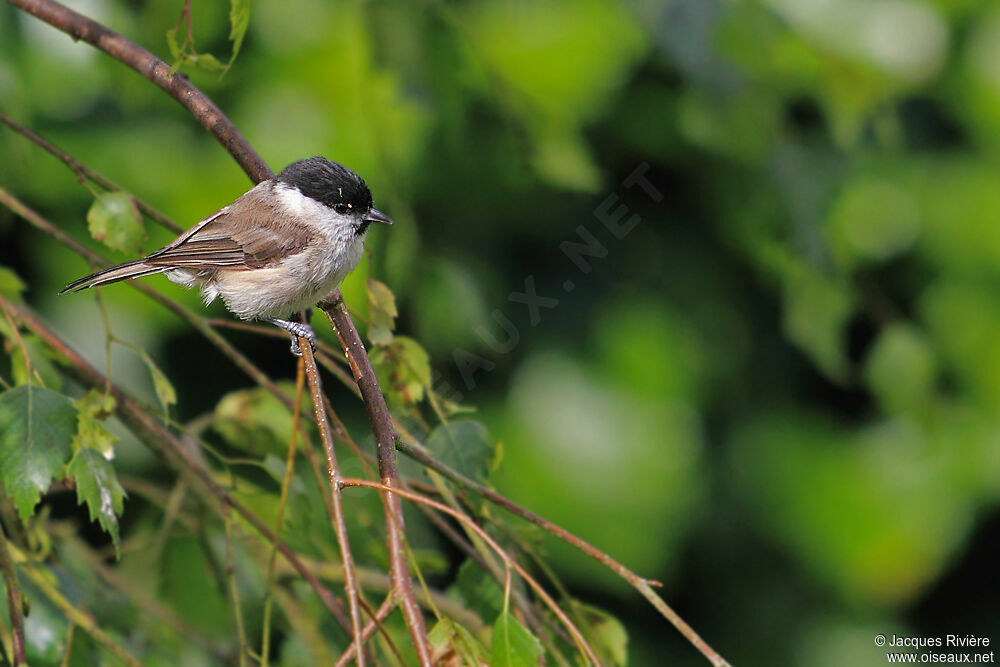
[{"xmin": 145, "ymin": 182, "xmax": 315, "ymax": 270}]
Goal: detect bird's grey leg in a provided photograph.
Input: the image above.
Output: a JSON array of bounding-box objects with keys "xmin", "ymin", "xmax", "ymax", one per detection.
[{"xmin": 268, "ymin": 317, "xmax": 317, "ymax": 357}]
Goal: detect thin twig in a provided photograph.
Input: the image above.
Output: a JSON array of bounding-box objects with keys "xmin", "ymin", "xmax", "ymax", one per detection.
[
  {"xmin": 260, "ymin": 359, "xmax": 306, "ymax": 667},
  {"xmin": 334, "ymin": 593, "xmax": 396, "ymax": 667},
  {"xmin": 3, "ymin": 0, "xmax": 270, "ymax": 182},
  {"xmin": 299, "ymin": 340, "xmax": 365, "ymax": 664},
  {"xmin": 320, "ymin": 301, "xmax": 432, "ymax": 664},
  {"xmin": 0, "ymin": 112, "xmax": 183, "ymax": 233},
  {"xmin": 339, "ymin": 478, "xmax": 602, "ymax": 666},
  {"xmin": 395, "ymin": 439, "xmax": 730, "ymax": 665},
  {"xmin": 4, "ymin": 2, "xmax": 730, "ymax": 662},
  {"xmin": 223, "ymin": 505, "xmax": 249, "ymax": 667},
  {"xmin": 0, "ymin": 524, "xmax": 26, "ymax": 666}
]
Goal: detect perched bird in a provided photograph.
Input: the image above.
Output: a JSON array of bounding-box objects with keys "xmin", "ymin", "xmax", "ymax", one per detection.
[{"xmin": 62, "ymin": 157, "xmax": 391, "ymax": 354}]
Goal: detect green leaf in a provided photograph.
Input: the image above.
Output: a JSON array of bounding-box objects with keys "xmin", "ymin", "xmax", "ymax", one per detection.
[
  {"xmin": 429, "ymin": 618, "xmax": 490, "ymax": 665},
  {"xmin": 369, "ymin": 336, "xmax": 431, "ymax": 406},
  {"xmin": 67, "ymin": 448, "xmax": 125, "ymax": 554},
  {"xmin": 864, "ymin": 324, "xmax": 936, "ymax": 415},
  {"xmin": 530, "ymin": 127, "xmax": 601, "ymax": 192},
  {"xmin": 192, "ymin": 52, "xmax": 224, "ymax": 72},
  {"xmin": 165, "ymin": 25, "xmax": 181, "ymax": 60},
  {"xmin": 73, "ymin": 390, "xmax": 117, "ymax": 457},
  {"xmin": 366, "ymin": 278, "xmax": 397, "ymax": 346},
  {"xmin": 160, "ymin": 537, "xmax": 230, "ymax": 634},
  {"xmin": 571, "ymin": 600, "xmax": 628, "ymax": 666},
  {"xmin": 0, "ymin": 266, "xmax": 26, "ymax": 301},
  {"xmin": 781, "ymin": 262, "xmax": 855, "ymax": 383},
  {"xmin": 427, "ymin": 420, "xmax": 496, "ymax": 482},
  {"xmin": 213, "ymin": 382, "xmax": 302, "ymax": 456},
  {"xmin": 0, "ymin": 386, "xmax": 77, "ymax": 520},
  {"xmin": 491, "ymin": 608, "xmax": 543, "ymax": 667},
  {"xmin": 86, "ymin": 192, "xmax": 144, "ymax": 255},
  {"xmin": 453, "ymin": 558, "xmax": 503, "ymax": 621},
  {"xmin": 8, "ymin": 334, "xmax": 63, "ymax": 390},
  {"xmin": 139, "ymin": 351, "xmax": 176, "ymax": 413},
  {"xmin": 826, "ymin": 177, "xmax": 920, "ymax": 268},
  {"xmin": 227, "ymin": 0, "xmax": 250, "ymax": 67}
]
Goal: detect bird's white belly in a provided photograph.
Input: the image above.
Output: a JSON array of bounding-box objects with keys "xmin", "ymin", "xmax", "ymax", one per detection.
[{"xmin": 208, "ymin": 234, "xmax": 364, "ymax": 320}]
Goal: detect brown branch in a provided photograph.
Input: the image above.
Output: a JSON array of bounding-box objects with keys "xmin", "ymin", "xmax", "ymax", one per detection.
[
  {"xmin": 260, "ymin": 362, "xmax": 306, "ymax": 667},
  {"xmin": 334, "ymin": 594, "xmax": 396, "ymax": 667},
  {"xmin": 0, "ymin": 524, "xmax": 26, "ymax": 666},
  {"xmin": 299, "ymin": 340, "xmax": 365, "ymax": 664},
  {"xmin": 0, "ymin": 294, "xmax": 356, "ymax": 638},
  {"xmin": 0, "ymin": 111, "xmax": 183, "ymax": 234},
  {"xmin": 3, "ymin": 0, "xmax": 270, "ymax": 183},
  {"xmin": 398, "ymin": 440, "xmax": 729, "ymax": 664},
  {"xmin": 320, "ymin": 301, "xmax": 432, "ymax": 664},
  {"xmin": 339, "ymin": 478, "xmax": 602, "ymax": 666},
  {"xmin": 401, "ymin": 439, "xmax": 729, "ymax": 665}
]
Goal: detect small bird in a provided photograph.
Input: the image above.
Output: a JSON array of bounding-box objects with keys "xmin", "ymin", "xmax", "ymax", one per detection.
[{"xmin": 62, "ymin": 157, "xmax": 391, "ymax": 355}]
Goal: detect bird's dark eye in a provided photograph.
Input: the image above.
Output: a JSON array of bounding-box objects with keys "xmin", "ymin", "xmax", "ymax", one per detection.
[{"xmin": 334, "ymin": 203, "xmax": 349, "ymax": 215}]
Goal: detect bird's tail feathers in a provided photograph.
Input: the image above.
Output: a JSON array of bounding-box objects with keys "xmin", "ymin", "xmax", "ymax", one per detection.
[{"xmin": 59, "ymin": 259, "xmax": 166, "ymax": 294}]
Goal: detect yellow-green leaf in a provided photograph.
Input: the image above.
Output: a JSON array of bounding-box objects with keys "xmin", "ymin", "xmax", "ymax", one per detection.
[
  {"xmin": 87, "ymin": 192, "xmax": 144, "ymax": 255},
  {"xmin": 369, "ymin": 336, "xmax": 431, "ymax": 406},
  {"xmin": 429, "ymin": 618, "xmax": 490, "ymax": 665},
  {"xmin": 73, "ymin": 390, "xmax": 117, "ymax": 457},
  {"xmin": 427, "ymin": 420, "xmax": 496, "ymax": 482},
  {"xmin": 140, "ymin": 352, "xmax": 176, "ymax": 413},
  {"xmin": 0, "ymin": 266, "xmax": 26, "ymax": 301},
  {"xmin": 366, "ymin": 278, "xmax": 398, "ymax": 346},
  {"xmin": 227, "ymin": 0, "xmax": 250, "ymax": 67},
  {"xmin": 491, "ymin": 609, "xmax": 543, "ymax": 667},
  {"xmin": 67, "ymin": 448, "xmax": 125, "ymax": 555}
]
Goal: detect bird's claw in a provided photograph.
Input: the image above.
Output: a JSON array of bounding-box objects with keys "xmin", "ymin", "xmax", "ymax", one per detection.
[
  {"xmin": 287, "ymin": 323, "xmax": 316, "ymax": 357},
  {"xmin": 268, "ymin": 318, "xmax": 317, "ymax": 357}
]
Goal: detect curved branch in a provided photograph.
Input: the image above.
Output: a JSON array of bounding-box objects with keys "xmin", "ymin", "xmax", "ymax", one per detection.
[
  {"xmin": 339, "ymin": 478, "xmax": 602, "ymax": 666},
  {"xmin": 4, "ymin": 0, "xmax": 270, "ymax": 183},
  {"xmin": 0, "ymin": 112, "xmax": 183, "ymax": 234}
]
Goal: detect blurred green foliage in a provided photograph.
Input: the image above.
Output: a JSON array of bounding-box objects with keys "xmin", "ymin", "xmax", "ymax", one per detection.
[{"xmin": 2, "ymin": 0, "xmax": 1000, "ymax": 664}]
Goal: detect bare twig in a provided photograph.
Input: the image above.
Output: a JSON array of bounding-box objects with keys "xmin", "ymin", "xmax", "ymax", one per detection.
[
  {"xmin": 260, "ymin": 360, "xmax": 306, "ymax": 667},
  {"xmin": 3, "ymin": 0, "xmax": 269, "ymax": 182},
  {"xmin": 0, "ymin": 112, "xmax": 183, "ymax": 233},
  {"xmin": 320, "ymin": 301, "xmax": 432, "ymax": 664},
  {"xmin": 223, "ymin": 506, "xmax": 250, "ymax": 667},
  {"xmin": 0, "ymin": 524, "xmax": 26, "ymax": 666},
  {"xmin": 334, "ymin": 594, "xmax": 396, "ymax": 667},
  {"xmin": 339, "ymin": 478, "xmax": 602, "ymax": 666},
  {"xmin": 299, "ymin": 340, "xmax": 365, "ymax": 664}
]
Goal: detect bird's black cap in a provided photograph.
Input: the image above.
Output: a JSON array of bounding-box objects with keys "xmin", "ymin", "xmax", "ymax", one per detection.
[{"xmin": 277, "ymin": 157, "xmax": 373, "ymax": 213}]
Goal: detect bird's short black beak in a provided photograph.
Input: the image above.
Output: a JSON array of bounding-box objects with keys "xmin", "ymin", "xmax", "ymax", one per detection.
[{"xmin": 364, "ymin": 208, "xmax": 392, "ymax": 225}]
